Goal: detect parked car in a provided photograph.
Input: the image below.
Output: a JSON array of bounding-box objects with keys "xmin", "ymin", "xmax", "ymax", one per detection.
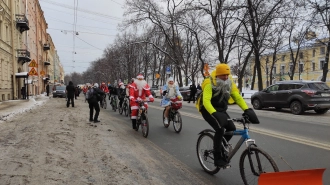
[
  {"xmin": 53, "ymin": 85, "xmax": 67, "ymax": 98},
  {"xmin": 150, "ymin": 86, "xmax": 161, "ymax": 98},
  {"xmin": 179, "ymin": 86, "xmax": 191, "ymax": 101},
  {"xmin": 251, "ymin": 80, "xmax": 330, "ymax": 115}
]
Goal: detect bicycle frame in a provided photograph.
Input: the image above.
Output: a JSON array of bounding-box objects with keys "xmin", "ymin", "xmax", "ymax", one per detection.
[{"xmin": 199, "ymin": 118, "xmax": 256, "ymax": 162}]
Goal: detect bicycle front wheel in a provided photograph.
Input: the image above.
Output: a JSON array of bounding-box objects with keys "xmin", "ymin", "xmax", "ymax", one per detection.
[
  {"xmin": 196, "ymin": 133, "xmax": 220, "ymax": 175},
  {"xmin": 141, "ymin": 115, "xmax": 149, "ymax": 138},
  {"xmin": 173, "ymin": 111, "xmax": 182, "ymax": 133},
  {"xmin": 239, "ymin": 146, "xmax": 279, "ymax": 185},
  {"xmin": 123, "ymin": 102, "xmax": 127, "ymax": 116}
]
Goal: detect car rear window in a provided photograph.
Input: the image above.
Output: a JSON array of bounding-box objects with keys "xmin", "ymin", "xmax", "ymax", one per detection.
[
  {"xmin": 56, "ymin": 86, "xmax": 66, "ymax": 90},
  {"xmin": 308, "ymin": 83, "xmax": 330, "ymax": 90}
]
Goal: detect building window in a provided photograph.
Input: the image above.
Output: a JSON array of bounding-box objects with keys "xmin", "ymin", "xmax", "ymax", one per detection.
[
  {"xmin": 272, "ymin": 67, "xmax": 276, "ymax": 75},
  {"xmin": 313, "ymin": 49, "xmax": 316, "ymax": 57},
  {"xmin": 281, "ymin": 55, "xmax": 285, "ymax": 61},
  {"xmin": 299, "ymin": 63, "xmax": 304, "ymax": 73},
  {"xmin": 290, "ymin": 54, "xmax": 294, "ymax": 61},
  {"xmin": 320, "ymin": 60, "xmax": 324, "ymax": 70},
  {"xmin": 289, "ymin": 64, "xmax": 293, "ymax": 73},
  {"xmin": 312, "ymin": 62, "xmax": 315, "ymax": 71},
  {"xmin": 320, "ymin": 47, "xmax": 325, "ymax": 55},
  {"xmin": 280, "ymin": 65, "xmax": 285, "ymax": 74},
  {"xmin": 299, "ymin": 52, "xmax": 303, "ymax": 59}
]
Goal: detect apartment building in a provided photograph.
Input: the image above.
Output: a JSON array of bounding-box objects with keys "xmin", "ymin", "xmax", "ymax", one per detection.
[
  {"xmin": 0, "ymin": 0, "xmax": 62, "ymax": 101},
  {"xmin": 253, "ymin": 36, "xmax": 330, "ymax": 89}
]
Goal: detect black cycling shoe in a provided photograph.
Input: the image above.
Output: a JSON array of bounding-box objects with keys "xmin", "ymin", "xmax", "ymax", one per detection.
[{"xmin": 214, "ymin": 158, "xmax": 228, "ymax": 167}]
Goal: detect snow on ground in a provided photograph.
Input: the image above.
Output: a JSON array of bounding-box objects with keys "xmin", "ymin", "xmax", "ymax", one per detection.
[{"xmin": 0, "ymin": 95, "xmax": 49, "ymax": 123}]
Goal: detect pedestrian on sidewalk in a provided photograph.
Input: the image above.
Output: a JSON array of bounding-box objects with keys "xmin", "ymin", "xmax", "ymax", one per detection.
[
  {"xmin": 46, "ymin": 83, "xmax": 50, "ymax": 96},
  {"xmin": 188, "ymin": 82, "xmax": 197, "ymax": 103},
  {"xmin": 88, "ymin": 83, "xmax": 105, "ymax": 123},
  {"xmin": 21, "ymin": 86, "xmax": 26, "ymax": 99},
  {"xmin": 66, "ymin": 81, "xmax": 75, "ymax": 107}
]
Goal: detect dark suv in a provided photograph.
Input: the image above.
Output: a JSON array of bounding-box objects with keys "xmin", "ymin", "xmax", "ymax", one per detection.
[{"xmin": 251, "ymin": 80, "xmax": 330, "ymax": 115}]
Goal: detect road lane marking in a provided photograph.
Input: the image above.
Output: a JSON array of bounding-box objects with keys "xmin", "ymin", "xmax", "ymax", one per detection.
[{"xmin": 149, "ymin": 104, "xmax": 330, "ymax": 151}]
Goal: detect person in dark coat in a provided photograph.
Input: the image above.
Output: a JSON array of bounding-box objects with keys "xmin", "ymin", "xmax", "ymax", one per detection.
[
  {"xmin": 88, "ymin": 83, "xmax": 105, "ymax": 123},
  {"xmin": 74, "ymin": 86, "xmax": 80, "ymax": 99},
  {"xmin": 21, "ymin": 87, "xmax": 26, "ymax": 99},
  {"xmin": 197, "ymin": 83, "xmax": 202, "ymax": 90},
  {"xmin": 66, "ymin": 81, "xmax": 76, "ymax": 107},
  {"xmin": 188, "ymin": 82, "xmax": 197, "ymax": 103},
  {"xmin": 46, "ymin": 83, "xmax": 50, "ymax": 96}
]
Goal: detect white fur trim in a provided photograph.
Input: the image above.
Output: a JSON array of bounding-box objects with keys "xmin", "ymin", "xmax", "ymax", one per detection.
[
  {"xmin": 131, "ymin": 116, "xmax": 137, "ymax": 119},
  {"xmin": 131, "ymin": 106, "xmax": 139, "ymax": 110},
  {"xmin": 148, "ymin": 95, "xmax": 153, "ymax": 98}
]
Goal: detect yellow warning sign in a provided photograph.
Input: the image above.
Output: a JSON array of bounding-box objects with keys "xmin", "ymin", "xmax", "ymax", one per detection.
[
  {"xmin": 40, "ymin": 70, "xmax": 45, "ymax": 76},
  {"xmin": 28, "ymin": 67, "xmax": 38, "ymax": 76},
  {"xmin": 28, "ymin": 59, "xmax": 38, "ymax": 68}
]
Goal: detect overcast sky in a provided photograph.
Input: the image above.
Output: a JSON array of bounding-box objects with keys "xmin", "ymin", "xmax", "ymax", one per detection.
[{"xmin": 39, "ymin": 0, "xmax": 125, "ymax": 74}]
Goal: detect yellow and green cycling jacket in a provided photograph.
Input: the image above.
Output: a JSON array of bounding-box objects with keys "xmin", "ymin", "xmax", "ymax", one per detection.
[{"xmin": 197, "ymin": 70, "xmax": 248, "ymax": 114}]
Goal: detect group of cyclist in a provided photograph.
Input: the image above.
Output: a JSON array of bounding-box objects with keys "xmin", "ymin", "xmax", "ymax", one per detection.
[{"xmin": 83, "ymin": 63, "xmax": 260, "ymax": 169}]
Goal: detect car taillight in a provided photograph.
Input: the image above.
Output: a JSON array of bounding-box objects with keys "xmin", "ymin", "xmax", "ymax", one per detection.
[{"xmin": 301, "ymin": 90, "xmax": 316, "ymax": 96}]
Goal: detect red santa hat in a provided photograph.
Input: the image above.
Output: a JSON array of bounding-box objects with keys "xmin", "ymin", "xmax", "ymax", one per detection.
[{"xmin": 136, "ymin": 73, "xmax": 144, "ymax": 79}]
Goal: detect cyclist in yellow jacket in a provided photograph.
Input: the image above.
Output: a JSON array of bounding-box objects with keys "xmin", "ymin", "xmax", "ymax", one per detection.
[{"xmin": 198, "ymin": 63, "xmax": 259, "ymax": 167}]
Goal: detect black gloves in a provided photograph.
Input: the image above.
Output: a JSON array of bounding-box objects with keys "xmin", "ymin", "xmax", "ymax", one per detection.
[
  {"xmin": 162, "ymin": 90, "xmax": 167, "ymax": 96},
  {"xmin": 243, "ymin": 108, "xmax": 260, "ymax": 124}
]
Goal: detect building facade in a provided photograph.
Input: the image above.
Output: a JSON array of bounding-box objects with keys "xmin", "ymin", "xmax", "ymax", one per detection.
[
  {"xmin": 253, "ymin": 37, "xmax": 330, "ymax": 89},
  {"xmin": 0, "ymin": 0, "xmax": 62, "ymax": 101}
]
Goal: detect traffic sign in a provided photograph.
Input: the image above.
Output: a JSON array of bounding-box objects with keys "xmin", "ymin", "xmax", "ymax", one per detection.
[
  {"xmin": 28, "ymin": 67, "xmax": 38, "ymax": 76},
  {"xmin": 155, "ymin": 73, "xmax": 160, "ymax": 79},
  {"xmin": 40, "ymin": 70, "xmax": 45, "ymax": 76},
  {"xmin": 166, "ymin": 66, "xmax": 171, "ymax": 74},
  {"xmin": 28, "ymin": 59, "xmax": 38, "ymax": 68}
]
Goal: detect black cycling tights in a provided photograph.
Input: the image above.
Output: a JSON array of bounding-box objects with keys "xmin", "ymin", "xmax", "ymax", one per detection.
[{"xmin": 201, "ymin": 108, "xmax": 236, "ymax": 153}]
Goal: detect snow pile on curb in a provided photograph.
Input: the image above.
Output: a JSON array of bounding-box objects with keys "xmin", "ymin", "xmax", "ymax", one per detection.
[{"xmin": 0, "ymin": 95, "xmax": 49, "ymax": 123}]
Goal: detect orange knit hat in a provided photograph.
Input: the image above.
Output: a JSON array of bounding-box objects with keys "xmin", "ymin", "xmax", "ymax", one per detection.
[{"xmin": 215, "ymin": 63, "xmax": 230, "ymax": 76}]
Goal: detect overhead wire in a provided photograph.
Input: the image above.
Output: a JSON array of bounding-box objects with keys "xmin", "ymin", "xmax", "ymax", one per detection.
[{"xmin": 39, "ymin": 0, "xmax": 122, "ymax": 21}]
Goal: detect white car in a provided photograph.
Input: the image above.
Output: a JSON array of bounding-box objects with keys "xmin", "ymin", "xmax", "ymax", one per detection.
[{"xmin": 151, "ymin": 86, "xmax": 162, "ymax": 98}]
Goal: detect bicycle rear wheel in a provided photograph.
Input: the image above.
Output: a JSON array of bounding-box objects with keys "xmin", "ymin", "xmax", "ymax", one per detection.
[
  {"xmin": 239, "ymin": 146, "xmax": 279, "ymax": 185},
  {"xmin": 141, "ymin": 115, "xmax": 149, "ymax": 138},
  {"xmin": 196, "ymin": 133, "xmax": 220, "ymax": 175},
  {"xmin": 103, "ymin": 99, "xmax": 107, "ymax": 109},
  {"xmin": 123, "ymin": 102, "xmax": 127, "ymax": 116},
  {"xmin": 162, "ymin": 109, "xmax": 169, "ymax": 128},
  {"xmin": 173, "ymin": 111, "xmax": 182, "ymax": 133}
]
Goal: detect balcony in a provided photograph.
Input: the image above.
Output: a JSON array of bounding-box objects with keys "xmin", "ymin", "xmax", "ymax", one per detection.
[
  {"xmin": 43, "ymin": 44, "xmax": 50, "ymax": 51},
  {"xmin": 16, "ymin": 14, "xmax": 30, "ymax": 33},
  {"xmin": 17, "ymin": 49, "xmax": 31, "ymax": 64}
]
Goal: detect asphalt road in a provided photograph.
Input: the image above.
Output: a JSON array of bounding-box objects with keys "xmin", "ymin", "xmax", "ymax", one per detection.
[{"xmin": 105, "ymin": 98, "xmax": 330, "ymax": 185}]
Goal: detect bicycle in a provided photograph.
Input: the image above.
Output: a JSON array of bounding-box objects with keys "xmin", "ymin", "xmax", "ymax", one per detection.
[
  {"xmin": 162, "ymin": 97, "xmax": 183, "ymax": 133},
  {"xmin": 135, "ymin": 100, "xmax": 150, "ymax": 138},
  {"xmin": 196, "ymin": 116, "xmax": 279, "ymax": 185},
  {"xmin": 110, "ymin": 95, "xmax": 117, "ymax": 112},
  {"xmin": 100, "ymin": 94, "xmax": 107, "ymax": 109},
  {"xmin": 118, "ymin": 96, "xmax": 125, "ymax": 115},
  {"xmin": 122, "ymin": 96, "xmax": 130, "ymax": 117}
]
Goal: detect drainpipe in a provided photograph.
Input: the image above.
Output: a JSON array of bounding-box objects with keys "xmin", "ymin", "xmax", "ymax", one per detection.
[{"xmin": 10, "ymin": 0, "xmax": 17, "ymax": 99}]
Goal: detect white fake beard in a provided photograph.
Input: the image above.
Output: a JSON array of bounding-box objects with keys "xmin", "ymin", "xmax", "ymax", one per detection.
[{"xmin": 135, "ymin": 79, "xmax": 147, "ymax": 96}]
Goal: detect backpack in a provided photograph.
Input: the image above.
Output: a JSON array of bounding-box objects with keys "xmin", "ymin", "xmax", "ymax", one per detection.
[
  {"xmin": 86, "ymin": 88, "xmax": 94, "ymax": 100},
  {"xmin": 195, "ymin": 76, "xmax": 212, "ymax": 113}
]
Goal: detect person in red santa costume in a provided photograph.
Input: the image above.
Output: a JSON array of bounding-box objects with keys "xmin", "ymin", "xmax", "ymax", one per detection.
[{"xmin": 129, "ymin": 74, "xmax": 154, "ymax": 130}]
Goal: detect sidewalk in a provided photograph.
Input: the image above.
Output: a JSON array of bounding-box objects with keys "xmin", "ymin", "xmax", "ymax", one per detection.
[{"xmin": 0, "ymin": 95, "xmax": 210, "ymax": 184}]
